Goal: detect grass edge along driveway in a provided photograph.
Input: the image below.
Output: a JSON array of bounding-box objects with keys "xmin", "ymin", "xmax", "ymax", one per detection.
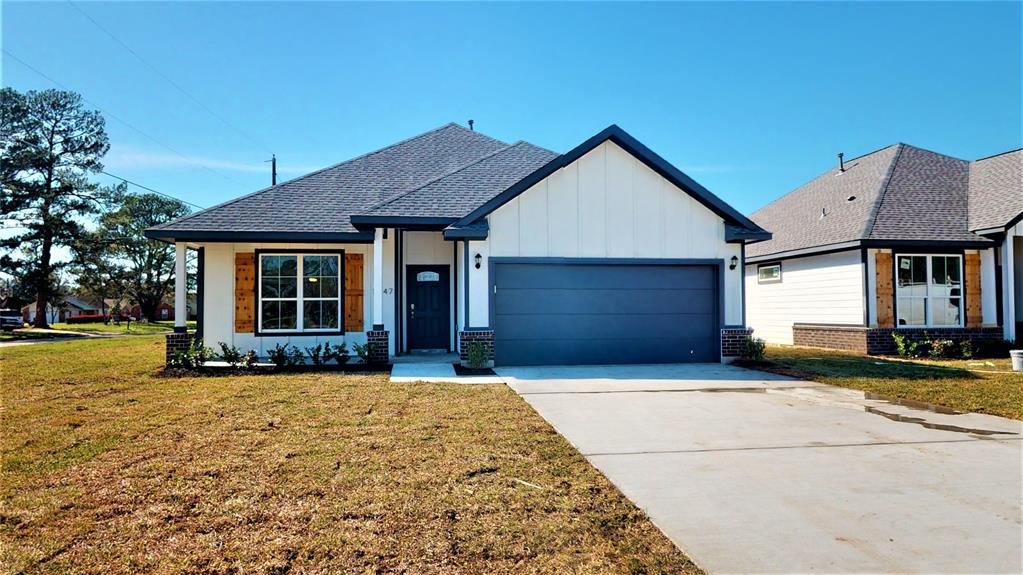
[
  {"xmin": 0, "ymin": 335, "xmax": 699, "ymax": 574},
  {"xmin": 751, "ymin": 345, "xmax": 1022, "ymax": 420}
]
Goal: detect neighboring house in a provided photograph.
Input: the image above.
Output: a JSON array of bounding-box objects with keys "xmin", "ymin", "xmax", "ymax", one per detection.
[
  {"xmin": 21, "ymin": 295, "xmax": 100, "ymax": 324},
  {"xmin": 745, "ymin": 144, "xmax": 1022, "ymax": 354},
  {"xmin": 146, "ymin": 123, "xmax": 769, "ymax": 365},
  {"xmin": 128, "ymin": 297, "xmax": 196, "ymax": 322}
]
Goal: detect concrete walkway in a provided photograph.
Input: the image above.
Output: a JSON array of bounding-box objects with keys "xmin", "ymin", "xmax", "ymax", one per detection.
[
  {"xmin": 390, "ymin": 354, "xmax": 504, "ymax": 384},
  {"xmin": 500, "ymin": 363, "xmax": 1022, "ymax": 574}
]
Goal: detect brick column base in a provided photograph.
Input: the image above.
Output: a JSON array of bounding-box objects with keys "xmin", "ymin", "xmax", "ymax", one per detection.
[
  {"xmin": 366, "ymin": 330, "xmax": 390, "ymax": 364},
  {"xmin": 459, "ymin": 329, "xmax": 495, "ymax": 368},
  {"xmin": 165, "ymin": 332, "xmax": 194, "ymax": 365},
  {"xmin": 721, "ymin": 327, "xmax": 753, "ymax": 361}
]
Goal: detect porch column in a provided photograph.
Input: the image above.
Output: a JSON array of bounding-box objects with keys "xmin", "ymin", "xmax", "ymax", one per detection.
[
  {"xmin": 1004, "ymin": 237, "xmax": 1016, "ymax": 341},
  {"xmin": 372, "ymin": 227, "xmax": 384, "ymax": 329},
  {"xmin": 174, "ymin": 242, "xmax": 187, "ymax": 333}
]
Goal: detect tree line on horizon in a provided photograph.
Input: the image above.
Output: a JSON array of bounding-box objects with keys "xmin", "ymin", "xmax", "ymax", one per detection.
[{"xmin": 1, "ymin": 87, "xmax": 191, "ymax": 328}]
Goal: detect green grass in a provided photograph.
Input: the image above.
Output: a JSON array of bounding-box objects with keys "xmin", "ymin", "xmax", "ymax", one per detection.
[
  {"xmin": 759, "ymin": 345, "xmax": 1023, "ymax": 419},
  {"xmin": 47, "ymin": 320, "xmax": 196, "ymax": 335},
  {"xmin": 0, "ymin": 336, "xmax": 697, "ymax": 574},
  {"xmin": 0, "ymin": 329, "xmax": 87, "ymax": 342}
]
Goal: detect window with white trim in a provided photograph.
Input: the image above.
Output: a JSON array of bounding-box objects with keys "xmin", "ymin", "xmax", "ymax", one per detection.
[
  {"xmin": 895, "ymin": 254, "xmax": 962, "ymax": 327},
  {"xmin": 258, "ymin": 253, "xmax": 341, "ymax": 332},
  {"xmin": 758, "ymin": 263, "xmax": 782, "ymax": 284}
]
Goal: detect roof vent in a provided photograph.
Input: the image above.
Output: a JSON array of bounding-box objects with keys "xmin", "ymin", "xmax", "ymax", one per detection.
[
  {"xmin": 838, "ymin": 152, "xmax": 845, "ymax": 173},
  {"xmin": 847, "ymin": 195, "xmax": 856, "ymax": 202},
  {"xmin": 468, "ymin": 119, "xmax": 474, "ymax": 131},
  {"xmin": 820, "ymin": 207, "xmax": 828, "ymax": 219}
]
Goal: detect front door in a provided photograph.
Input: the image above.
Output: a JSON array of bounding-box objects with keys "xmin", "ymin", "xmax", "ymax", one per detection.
[{"xmin": 406, "ymin": 265, "xmax": 450, "ymax": 350}]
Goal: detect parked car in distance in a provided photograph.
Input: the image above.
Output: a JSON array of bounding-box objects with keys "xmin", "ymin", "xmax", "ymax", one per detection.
[{"xmin": 0, "ymin": 309, "xmax": 24, "ymax": 331}]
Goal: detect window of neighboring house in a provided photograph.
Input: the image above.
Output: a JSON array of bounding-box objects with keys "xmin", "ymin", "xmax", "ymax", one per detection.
[
  {"xmin": 896, "ymin": 254, "xmax": 962, "ymax": 327},
  {"xmin": 758, "ymin": 263, "xmax": 782, "ymax": 284},
  {"xmin": 258, "ymin": 253, "xmax": 342, "ymax": 332},
  {"xmin": 160, "ymin": 308, "xmax": 169, "ymax": 319}
]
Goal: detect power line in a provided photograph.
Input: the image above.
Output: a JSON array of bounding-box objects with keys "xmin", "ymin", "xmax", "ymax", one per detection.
[
  {"xmin": 98, "ymin": 170, "xmax": 205, "ymax": 209},
  {"xmin": 2, "ymin": 48, "xmax": 248, "ymax": 189},
  {"xmin": 15, "ymin": 136, "xmax": 206, "ymax": 210},
  {"xmin": 66, "ymin": 0, "xmax": 273, "ymax": 155}
]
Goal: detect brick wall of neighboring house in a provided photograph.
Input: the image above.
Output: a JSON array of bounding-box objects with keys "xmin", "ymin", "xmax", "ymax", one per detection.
[
  {"xmin": 366, "ymin": 330, "xmax": 390, "ymax": 365},
  {"xmin": 720, "ymin": 327, "xmax": 754, "ymax": 360},
  {"xmin": 793, "ymin": 324, "xmax": 1004, "ymax": 355},
  {"xmin": 458, "ymin": 329, "xmax": 495, "ymax": 367},
  {"xmin": 165, "ymin": 332, "xmax": 194, "ymax": 365}
]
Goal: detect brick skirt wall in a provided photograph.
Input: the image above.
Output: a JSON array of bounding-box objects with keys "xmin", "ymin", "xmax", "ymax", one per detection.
[
  {"xmin": 721, "ymin": 327, "xmax": 753, "ymax": 359},
  {"xmin": 793, "ymin": 324, "xmax": 1004, "ymax": 355},
  {"xmin": 366, "ymin": 330, "xmax": 390, "ymax": 364},
  {"xmin": 165, "ymin": 332, "xmax": 194, "ymax": 365},
  {"xmin": 459, "ymin": 329, "xmax": 495, "ymax": 367}
]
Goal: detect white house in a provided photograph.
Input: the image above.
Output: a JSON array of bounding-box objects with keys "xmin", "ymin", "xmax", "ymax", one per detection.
[
  {"xmin": 745, "ymin": 144, "xmax": 1021, "ymax": 354},
  {"xmin": 146, "ymin": 123, "xmax": 770, "ymax": 365}
]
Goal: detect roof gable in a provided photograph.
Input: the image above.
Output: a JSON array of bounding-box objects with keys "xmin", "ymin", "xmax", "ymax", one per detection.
[
  {"xmin": 451, "ymin": 125, "xmax": 768, "ymax": 237},
  {"xmin": 748, "ymin": 143, "xmax": 995, "ymax": 260}
]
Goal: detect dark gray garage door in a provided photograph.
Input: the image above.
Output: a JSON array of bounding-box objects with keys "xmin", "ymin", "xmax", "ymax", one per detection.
[{"xmin": 492, "ymin": 261, "xmax": 719, "ymax": 366}]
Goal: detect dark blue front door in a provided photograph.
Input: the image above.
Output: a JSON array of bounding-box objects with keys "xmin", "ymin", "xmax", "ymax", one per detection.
[{"xmin": 407, "ymin": 265, "xmax": 450, "ymax": 350}]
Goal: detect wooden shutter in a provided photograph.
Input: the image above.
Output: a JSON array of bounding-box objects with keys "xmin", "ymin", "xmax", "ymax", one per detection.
[
  {"xmin": 234, "ymin": 253, "xmax": 255, "ymax": 333},
  {"xmin": 345, "ymin": 253, "xmax": 364, "ymax": 332},
  {"xmin": 964, "ymin": 252, "xmax": 982, "ymax": 327},
  {"xmin": 875, "ymin": 252, "xmax": 894, "ymax": 328}
]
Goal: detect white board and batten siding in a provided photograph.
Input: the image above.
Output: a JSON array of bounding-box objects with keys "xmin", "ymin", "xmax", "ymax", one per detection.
[
  {"xmin": 465, "ymin": 140, "xmax": 743, "ymax": 327},
  {"xmin": 744, "ymin": 250, "xmax": 865, "ymax": 345},
  {"xmin": 200, "ymin": 238, "xmax": 397, "ymax": 356}
]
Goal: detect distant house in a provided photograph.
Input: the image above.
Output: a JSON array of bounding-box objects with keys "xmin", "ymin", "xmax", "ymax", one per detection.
[
  {"xmin": 145, "ymin": 123, "xmax": 770, "ymax": 365},
  {"xmin": 745, "ymin": 145, "xmax": 1021, "ymax": 354},
  {"xmin": 21, "ymin": 295, "xmax": 100, "ymax": 324}
]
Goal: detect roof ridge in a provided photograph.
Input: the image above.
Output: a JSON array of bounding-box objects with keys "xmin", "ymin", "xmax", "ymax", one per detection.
[
  {"xmin": 151, "ymin": 123, "xmax": 500, "ymax": 230},
  {"xmin": 863, "ymin": 143, "xmax": 906, "ymax": 239},
  {"xmin": 896, "ymin": 142, "xmax": 969, "ymax": 163},
  {"xmin": 360, "ymin": 141, "xmax": 532, "ymax": 214},
  {"xmin": 973, "ymin": 147, "xmax": 1023, "ymax": 162}
]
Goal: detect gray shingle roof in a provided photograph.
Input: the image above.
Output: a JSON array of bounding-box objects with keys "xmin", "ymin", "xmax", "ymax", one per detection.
[
  {"xmin": 359, "ymin": 142, "xmax": 558, "ymax": 218},
  {"xmin": 968, "ymin": 149, "xmax": 1023, "ymax": 231},
  {"xmin": 748, "ymin": 143, "xmax": 999, "ymax": 259},
  {"xmin": 149, "ymin": 123, "xmax": 511, "ymax": 235}
]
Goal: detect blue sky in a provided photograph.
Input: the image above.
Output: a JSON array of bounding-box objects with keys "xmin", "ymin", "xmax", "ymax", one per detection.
[{"xmin": 3, "ymin": 1, "xmax": 1020, "ymax": 215}]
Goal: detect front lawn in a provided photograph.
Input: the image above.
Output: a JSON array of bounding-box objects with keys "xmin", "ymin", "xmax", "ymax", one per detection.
[
  {"xmin": 0, "ymin": 336, "xmax": 697, "ymax": 574},
  {"xmin": 759, "ymin": 345, "xmax": 1022, "ymax": 419},
  {"xmin": 47, "ymin": 320, "xmax": 196, "ymax": 335}
]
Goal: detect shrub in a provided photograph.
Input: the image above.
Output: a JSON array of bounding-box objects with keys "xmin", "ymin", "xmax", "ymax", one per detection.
[
  {"xmin": 326, "ymin": 342, "xmax": 350, "ymax": 365},
  {"xmin": 217, "ymin": 342, "xmax": 246, "ymax": 366},
  {"xmin": 353, "ymin": 341, "xmax": 378, "ymax": 364},
  {"xmin": 959, "ymin": 339, "xmax": 974, "ymax": 359},
  {"xmin": 892, "ymin": 332, "xmax": 925, "ymax": 358},
  {"xmin": 465, "ymin": 340, "xmax": 489, "ymax": 368},
  {"xmin": 739, "ymin": 336, "xmax": 766, "ymax": 361},
  {"xmin": 169, "ymin": 337, "xmax": 214, "ymax": 369},
  {"xmin": 928, "ymin": 339, "xmax": 956, "ymax": 359},
  {"xmin": 305, "ymin": 343, "xmax": 327, "ymax": 366},
  {"xmin": 268, "ymin": 343, "xmax": 304, "ymax": 367}
]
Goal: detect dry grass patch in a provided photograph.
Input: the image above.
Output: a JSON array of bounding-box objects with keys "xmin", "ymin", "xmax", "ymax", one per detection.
[
  {"xmin": 759, "ymin": 345, "xmax": 1022, "ymax": 420},
  {"xmin": 1, "ymin": 336, "xmax": 697, "ymax": 574}
]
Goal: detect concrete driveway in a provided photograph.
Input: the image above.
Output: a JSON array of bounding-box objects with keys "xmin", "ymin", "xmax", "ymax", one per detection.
[{"xmin": 499, "ymin": 363, "xmax": 1022, "ymax": 574}]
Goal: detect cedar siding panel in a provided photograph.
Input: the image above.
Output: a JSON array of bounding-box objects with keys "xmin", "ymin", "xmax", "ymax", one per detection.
[
  {"xmin": 965, "ymin": 252, "xmax": 982, "ymax": 328},
  {"xmin": 234, "ymin": 253, "xmax": 255, "ymax": 333},
  {"xmin": 345, "ymin": 253, "xmax": 364, "ymax": 332},
  {"xmin": 875, "ymin": 252, "xmax": 895, "ymax": 328}
]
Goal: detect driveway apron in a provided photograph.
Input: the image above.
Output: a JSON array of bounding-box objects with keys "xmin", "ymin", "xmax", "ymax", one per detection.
[{"xmin": 500, "ymin": 364, "xmax": 1022, "ymax": 574}]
